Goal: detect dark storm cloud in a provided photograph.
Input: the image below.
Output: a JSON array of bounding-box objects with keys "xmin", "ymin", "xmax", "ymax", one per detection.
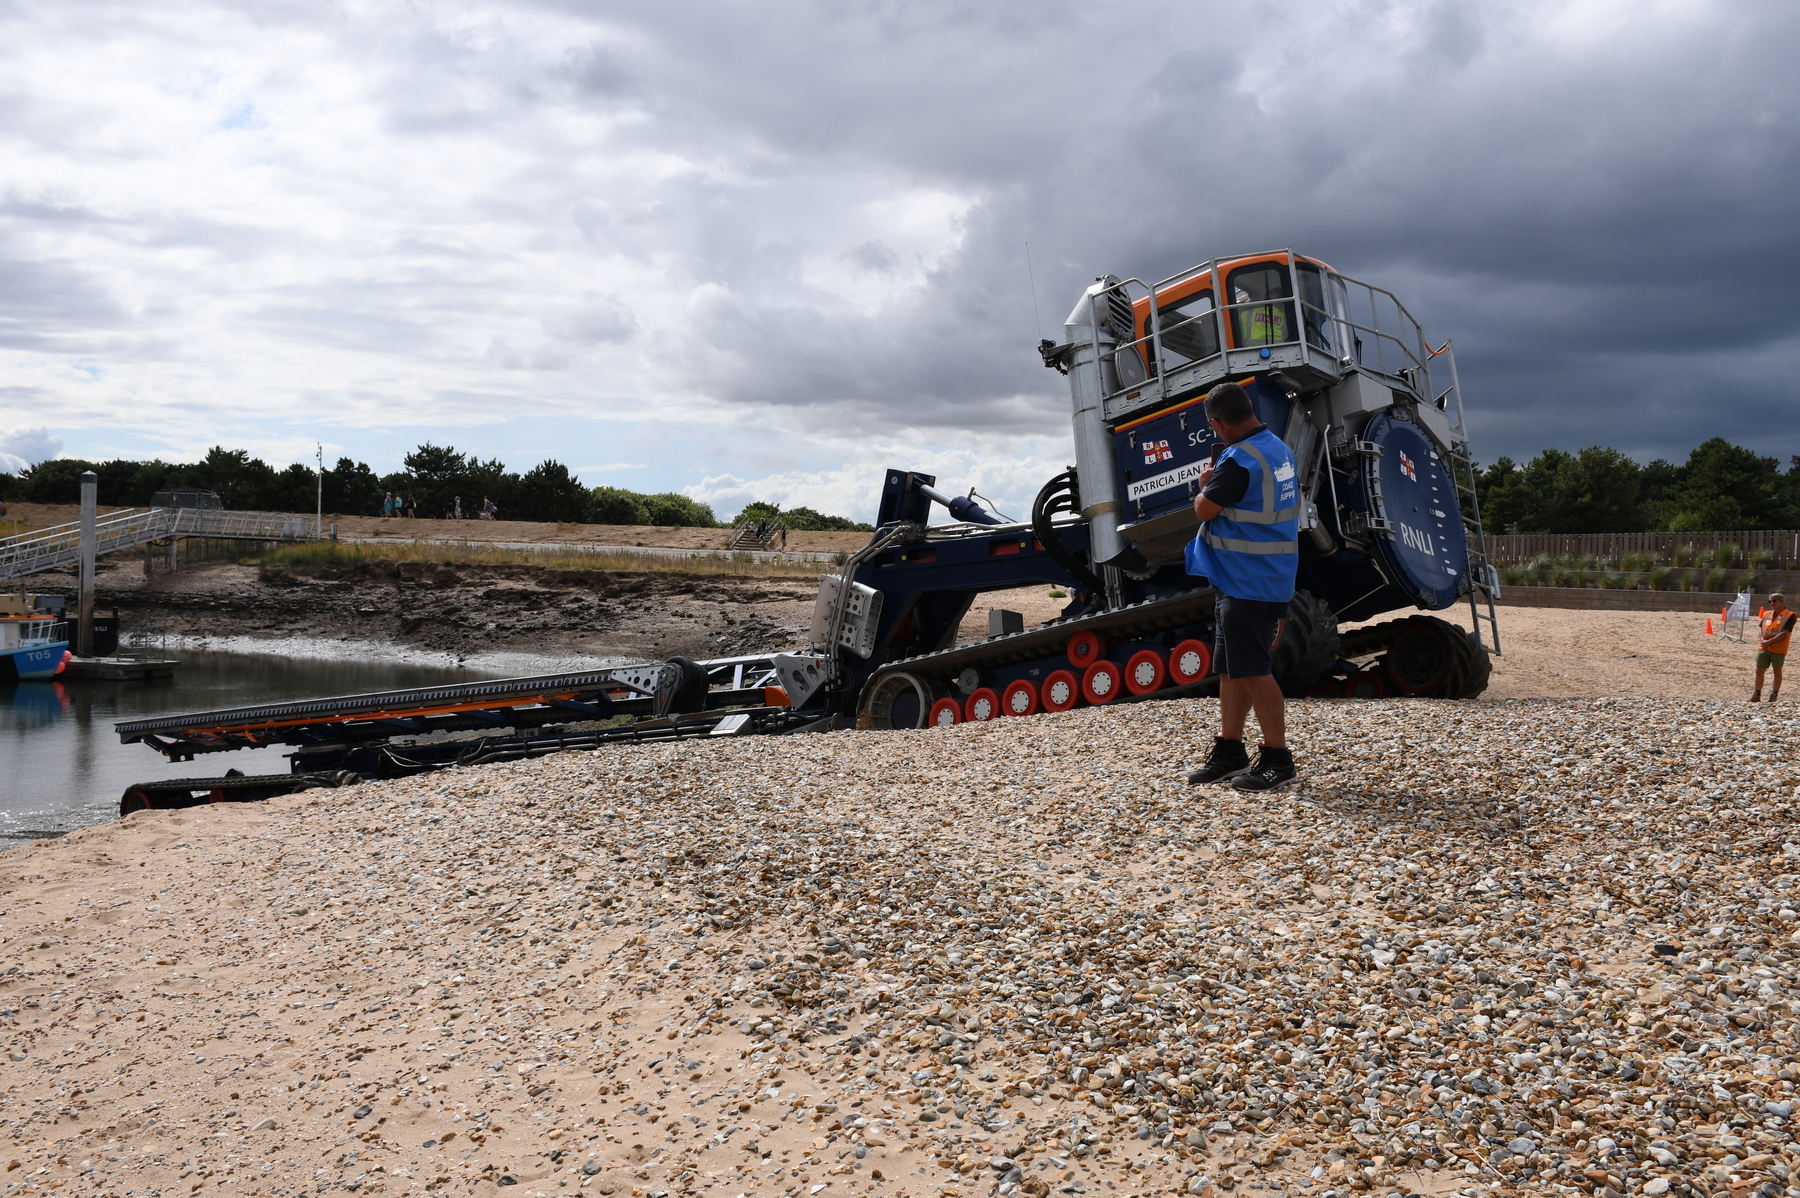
[
  {"xmin": 535, "ymin": 0, "xmax": 1800, "ymax": 461},
  {"xmin": 3, "ymin": 0, "xmax": 1796, "ymax": 497}
]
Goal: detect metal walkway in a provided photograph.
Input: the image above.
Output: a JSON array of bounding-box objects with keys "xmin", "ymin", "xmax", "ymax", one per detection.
[{"xmin": 0, "ymin": 507, "xmax": 320, "ymax": 582}]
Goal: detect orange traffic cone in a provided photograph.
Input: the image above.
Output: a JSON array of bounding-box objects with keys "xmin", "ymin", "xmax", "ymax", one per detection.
[{"xmin": 1705, "ymin": 618, "xmax": 1714, "ymax": 635}]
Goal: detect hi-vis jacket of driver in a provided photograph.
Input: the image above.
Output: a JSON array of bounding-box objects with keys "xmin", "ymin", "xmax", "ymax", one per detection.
[{"xmin": 1184, "ymin": 426, "xmax": 1301, "ymax": 604}]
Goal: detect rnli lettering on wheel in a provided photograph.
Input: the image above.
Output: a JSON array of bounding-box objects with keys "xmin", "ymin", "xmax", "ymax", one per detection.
[{"xmin": 1183, "ymin": 427, "xmax": 1300, "ymax": 603}]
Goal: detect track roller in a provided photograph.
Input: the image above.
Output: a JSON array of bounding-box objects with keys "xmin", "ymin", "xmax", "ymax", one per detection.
[
  {"xmin": 965, "ymin": 688, "xmax": 1001, "ymax": 722},
  {"xmin": 1042, "ymin": 670, "xmax": 1079, "ymax": 712},
  {"xmin": 1002, "ymin": 679, "xmax": 1039, "ymax": 717},
  {"xmin": 1125, "ymin": 650, "xmax": 1167, "ymax": 695}
]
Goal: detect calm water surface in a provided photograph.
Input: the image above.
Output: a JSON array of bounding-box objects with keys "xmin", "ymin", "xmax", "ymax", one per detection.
[{"xmin": 0, "ymin": 651, "xmax": 501, "ymax": 841}]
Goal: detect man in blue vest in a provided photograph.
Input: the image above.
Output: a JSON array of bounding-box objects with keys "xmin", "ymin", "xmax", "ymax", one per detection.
[{"xmin": 1183, "ymin": 381, "xmax": 1301, "ymax": 792}]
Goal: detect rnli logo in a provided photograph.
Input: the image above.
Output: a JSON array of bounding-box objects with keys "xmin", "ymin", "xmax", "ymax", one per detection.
[
  {"xmin": 1400, "ymin": 452, "xmax": 1418, "ymax": 482},
  {"xmin": 1142, "ymin": 439, "xmax": 1173, "ymax": 465}
]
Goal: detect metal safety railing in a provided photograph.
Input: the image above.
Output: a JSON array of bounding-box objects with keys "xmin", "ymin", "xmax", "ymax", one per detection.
[
  {"xmin": 1095, "ymin": 249, "xmax": 1460, "ymax": 441},
  {"xmin": 0, "ymin": 507, "xmax": 321, "ymax": 582}
]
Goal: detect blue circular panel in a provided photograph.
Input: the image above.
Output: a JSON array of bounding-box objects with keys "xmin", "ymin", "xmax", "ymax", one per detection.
[{"xmin": 1358, "ymin": 411, "xmax": 1469, "ymax": 609}]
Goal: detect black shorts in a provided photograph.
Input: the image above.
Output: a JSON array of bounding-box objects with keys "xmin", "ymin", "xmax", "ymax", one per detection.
[{"xmin": 1214, "ymin": 595, "xmax": 1287, "ymax": 678}]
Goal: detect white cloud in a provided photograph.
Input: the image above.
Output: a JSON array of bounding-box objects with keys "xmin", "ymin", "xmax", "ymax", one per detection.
[
  {"xmin": 0, "ymin": 426, "xmax": 63, "ymax": 474},
  {"xmin": 0, "ymin": 0, "xmax": 1795, "ymax": 482},
  {"xmin": 685, "ymin": 435, "xmax": 1074, "ymax": 525}
]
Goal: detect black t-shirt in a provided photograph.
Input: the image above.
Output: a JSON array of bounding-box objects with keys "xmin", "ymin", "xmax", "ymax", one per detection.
[
  {"xmin": 1202, "ymin": 458, "xmax": 1250, "ymax": 507},
  {"xmin": 1201, "ymin": 425, "xmax": 1267, "ymax": 508}
]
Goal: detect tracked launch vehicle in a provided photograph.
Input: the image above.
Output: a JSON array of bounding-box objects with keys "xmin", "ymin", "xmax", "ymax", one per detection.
[
  {"xmin": 825, "ymin": 248, "xmax": 1502, "ymax": 728},
  {"xmin": 114, "ymin": 248, "xmax": 1500, "ymax": 808}
]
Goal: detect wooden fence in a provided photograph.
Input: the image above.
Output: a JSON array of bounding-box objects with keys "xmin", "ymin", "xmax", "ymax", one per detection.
[{"xmin": 1484, "ymin": 529, "xmax": 1800, "ymax": 565}]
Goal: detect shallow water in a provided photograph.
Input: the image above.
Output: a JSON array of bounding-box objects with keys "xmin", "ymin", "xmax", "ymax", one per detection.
[{"xmin": 0, "ymin": 650, "xmax": 501, "ymax": 842}]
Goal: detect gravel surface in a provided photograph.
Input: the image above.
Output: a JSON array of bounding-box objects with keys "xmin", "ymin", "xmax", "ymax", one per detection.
[{"xmin": 3, "ymin": 697, "xmax": 1798, "ymax": 1198}]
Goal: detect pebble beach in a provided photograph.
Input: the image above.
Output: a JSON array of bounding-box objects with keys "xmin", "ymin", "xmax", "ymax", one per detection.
[{"xmin": 2, "ymin": 695, "xmax": 1798, "ymax": 1198}]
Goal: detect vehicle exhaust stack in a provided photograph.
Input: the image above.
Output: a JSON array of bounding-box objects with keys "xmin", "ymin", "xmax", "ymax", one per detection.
[{"xmin": 1060, "ymin": 278, "xmax": 1130, "ymax": 566}]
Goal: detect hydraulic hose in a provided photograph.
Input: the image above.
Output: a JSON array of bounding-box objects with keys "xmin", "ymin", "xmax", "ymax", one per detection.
[{"xmin": 1031, "ymin": 469, "xmax": 1107, "ymax": 599}]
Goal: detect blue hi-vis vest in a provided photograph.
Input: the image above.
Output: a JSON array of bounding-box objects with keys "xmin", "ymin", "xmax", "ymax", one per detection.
[{"xmin": 1184, "ymin": 426, "xmax": 1301, "ymax": 603}]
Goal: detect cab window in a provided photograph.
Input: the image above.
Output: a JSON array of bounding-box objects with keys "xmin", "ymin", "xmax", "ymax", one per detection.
[
  {"xmin": 1152, "ymin": 289, "xmax": 1220, "ymax": 368},
  {"xmin": 1296, "ymin": 263, "xmax": 1332, "ymax": 352},
  {"xmin": 1226, "ymin": 263, "xmax": 1294, "ymax": 347}
]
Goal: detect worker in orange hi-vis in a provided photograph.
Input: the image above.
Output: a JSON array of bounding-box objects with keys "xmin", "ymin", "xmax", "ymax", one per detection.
[{"xmin": 1752, "ymin": 592, "xmax": 1794, "ymax": 702}]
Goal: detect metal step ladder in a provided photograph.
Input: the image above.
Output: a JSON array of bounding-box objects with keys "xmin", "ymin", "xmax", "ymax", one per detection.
[{"xmin": 1428, "ymin": 341, "xmax": 1503, "ymax": 655}]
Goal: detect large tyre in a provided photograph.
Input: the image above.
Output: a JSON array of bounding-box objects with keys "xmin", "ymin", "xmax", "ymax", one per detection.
[
  {"xmin": 1271, "ymin": 590, "xmax": 1341, "ymax": 697},
  {"xmin": 1385, "ymin": 618, "xmax": 1457, "ymax": 694},
  {"xmin": 1446, "ymin": 624, "xmax": 1493, "ymax": 700}
]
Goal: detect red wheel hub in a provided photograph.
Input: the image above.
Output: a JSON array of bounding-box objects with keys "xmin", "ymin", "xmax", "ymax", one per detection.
[
  {"xmin": 1169, "ymin": 639, "xmax": 1212, "ymax": 684},
  {"xmin": 1001, "ymin": 679, "xmax": 1039, "ymax": 717},
  {"xmin": 1066, "ymin": 630, "xmax": 1104, "ymax": 669},
  {"xmin": 964, "ymin": 688, "xmax": 1001, "ymax": 722},
  {"xmin": 928, "ymin": 698, "xmax": 963, "ymax": 727},
  {"xmin": 1124, "ymin": 650, "xmax": 1166, "ymax": 695},
  {"xmin": 1041, "ymin": 669, "xmax": 1080, "ymax": 712},
  {"xmin": 1081, "ymin": 659, "xmax": 1122, "ymax": 705}
]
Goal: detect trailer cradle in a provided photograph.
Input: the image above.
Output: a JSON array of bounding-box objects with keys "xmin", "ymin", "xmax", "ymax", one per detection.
[{"xmin": 113, "ymin": 661, "xmax": 779, "ymax": 763}]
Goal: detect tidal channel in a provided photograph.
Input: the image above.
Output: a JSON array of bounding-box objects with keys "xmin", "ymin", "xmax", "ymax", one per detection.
[{"xmin": 1, "ymin": 651, "xmax": 501, "ymax": 843}]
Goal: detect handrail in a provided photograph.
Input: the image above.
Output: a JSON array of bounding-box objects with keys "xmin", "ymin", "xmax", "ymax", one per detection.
[{"xmin": 0, "ymin": 506, "xmax": 321, "ymax": 581}]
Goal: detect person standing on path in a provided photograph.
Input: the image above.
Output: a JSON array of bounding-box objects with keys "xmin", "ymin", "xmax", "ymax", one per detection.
[
  {"xmin": 1183, "ymin": 381, "xmax": 1302, "ymax": 792},
  {"xmin": 1754, "ymin": 592, "xmax": 1793, "ymax": 702}
]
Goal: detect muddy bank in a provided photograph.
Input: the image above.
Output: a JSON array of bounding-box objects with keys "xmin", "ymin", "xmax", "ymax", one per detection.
[{"xmin": 43, "ymin": 558, "xmax": 822, "ymax": 664}]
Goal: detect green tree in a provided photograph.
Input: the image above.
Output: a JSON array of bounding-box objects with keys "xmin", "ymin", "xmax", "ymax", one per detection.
[
  {"xmin": 19, "ymin": 458, "xmax": 100, "ymax": 503},
  {"xmin": 1657, "ymin": 437, "xmax": 1797, "ymax": 530},
  {"xmin": 510, "ymin": 461, "xmax": 593, "ymax": 523},
  {"xmin": 1542, "ymin": 446, "xmax": 1644, "ymax": 533},
  {"xmin": 323, "ymin": 458, "xmax": 384, "ymax": 516},
  {"xmin": 641, "ymin": 492, "xmax": 717, "ymax": 527},
  {"xmin": 1474, "ymin": 458, "xmax": 1524, "ymax": 533},
  {"xmin": 401, "ymin": 442, "xmax": 470, "ymax": 517},
  {"xmin": 590, "ymin": 486, "xmax": 649, "ymax": 525}
]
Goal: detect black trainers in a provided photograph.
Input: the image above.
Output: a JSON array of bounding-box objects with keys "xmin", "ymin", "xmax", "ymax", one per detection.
[
  {"xmin": 1231, "ymin": 745, "xmax": 1297, "ymax": 793},
  {"xmin": 1187, "ymin": 736, "xmax": 1251, "ymax": 785}
]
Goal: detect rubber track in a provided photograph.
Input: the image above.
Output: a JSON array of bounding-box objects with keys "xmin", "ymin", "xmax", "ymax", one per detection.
[
  {"xmin": 1337, "ymin": 614, "xmax": 1492, "ymax": 699},
  {"xmin": 867, "ymin": 587, "xmax": 1219, "ymax": 685},
  {"xmin": 1272, "ymin": 591, "xmax": 1341, "ymax": 697}
]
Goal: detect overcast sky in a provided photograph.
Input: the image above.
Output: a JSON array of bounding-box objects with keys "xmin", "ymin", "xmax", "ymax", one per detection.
[{"xmin": 2, "ymin": 0, "xmax": 1796, "ymax": 520}]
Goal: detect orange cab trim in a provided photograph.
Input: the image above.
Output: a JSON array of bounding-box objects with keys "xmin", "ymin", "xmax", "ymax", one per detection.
[
  {"xmin": 1129, "ymin": 252, "xmax": 1334, "ymax": 352},
  {"xmin": 1112, "ymin": 378, "xmax": 1263, "ymax": 434}
]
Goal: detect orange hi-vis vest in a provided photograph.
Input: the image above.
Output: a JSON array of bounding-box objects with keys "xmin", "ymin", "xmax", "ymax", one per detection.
[{"xmin": 1763, "ymin": 610, "xmax": 1795, "ymax": 655}]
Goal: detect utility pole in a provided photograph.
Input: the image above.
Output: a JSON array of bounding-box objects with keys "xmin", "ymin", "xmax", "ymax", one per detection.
[
  {"xmin": 316, "ymin": 444, "xmax": 324, "ymax": 538},
  {"xmin": 77, "ymin": 470, "xmax": 96, "ymax": 658}
]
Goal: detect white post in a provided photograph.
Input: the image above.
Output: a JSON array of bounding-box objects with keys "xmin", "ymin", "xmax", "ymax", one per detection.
[
  {"xmin": 316, "ymin": 444, "xmax": 324, "ymax": 538},
  {"xmin": 77, "ymin": 470, "xmax": 97, "ymax": 657}
]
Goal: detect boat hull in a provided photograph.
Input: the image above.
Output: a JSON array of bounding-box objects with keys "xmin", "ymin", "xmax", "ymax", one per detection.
[{"xmin": 0, "ymin": 642, "xmax": 70, "ymax": 681}]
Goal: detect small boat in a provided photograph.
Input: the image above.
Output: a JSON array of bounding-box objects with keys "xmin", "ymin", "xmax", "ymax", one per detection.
[{"xmin": 0, "ymin": 616, "xmax": 71, "ymax": 681}]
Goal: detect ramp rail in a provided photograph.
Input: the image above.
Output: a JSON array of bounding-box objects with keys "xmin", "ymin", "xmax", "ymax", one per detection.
[{"xmin": 1, "ymin": 507, "xmax": 321, "ymax": 581}]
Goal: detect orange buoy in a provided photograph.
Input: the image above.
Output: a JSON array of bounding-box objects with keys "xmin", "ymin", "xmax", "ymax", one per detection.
[
  {"xmin": 1041, "ymin": 669, "xmax": 1080, "ymax": 712},
  {"xmin": 1124, "ymin": 649, "xmax": 1166, "ymax": 695},
  {"xmin": 1066, "ymin": 630, "xmax": 1105, "ymax": 669},
  {"xmin": 1001, "ymin": 678, "xmax": 1039, "ymax": 717},
  {"xmin": 964, "ymin": 688, "xmax": 1001, "ymax": 722},
  {"xmin": 1081, "ymin": 659, "xmax": 1123, "ymax": 704},
  {"xmin": 1169, "ymin": 638, "xmax": 1212, "ymax": 684}
]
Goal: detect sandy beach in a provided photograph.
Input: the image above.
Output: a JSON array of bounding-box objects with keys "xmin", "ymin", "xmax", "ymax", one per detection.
[{"xmin": 3, "ymin": 689, "xmax": 1797, "ymax": 1198}]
